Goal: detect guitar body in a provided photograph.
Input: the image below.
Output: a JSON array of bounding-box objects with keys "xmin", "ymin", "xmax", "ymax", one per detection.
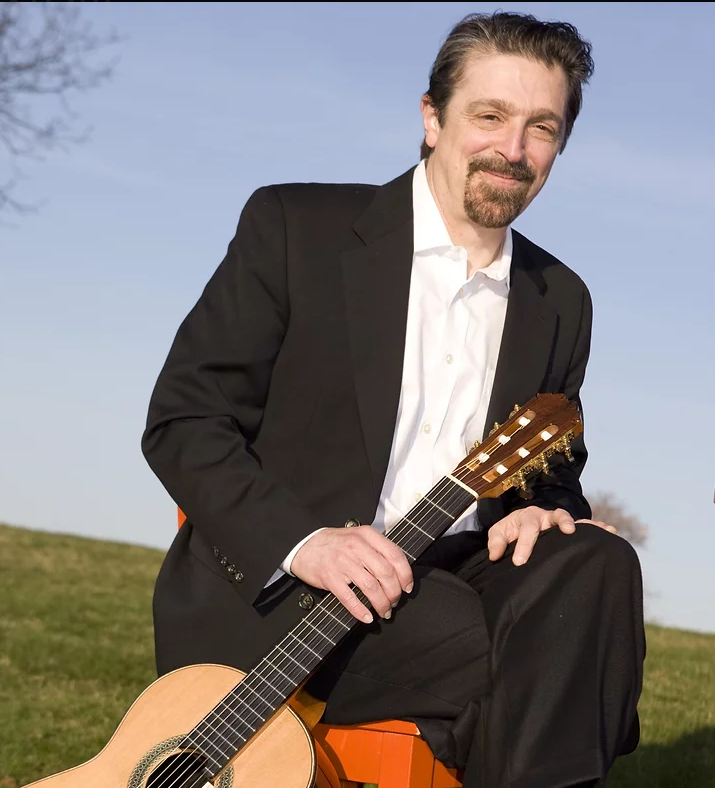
[{"xmin": 26, "ymin": 664, "xmax": 316, "ymax": 788}]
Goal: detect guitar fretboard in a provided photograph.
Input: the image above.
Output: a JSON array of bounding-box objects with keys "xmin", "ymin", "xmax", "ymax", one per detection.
[{"xmin": 182, "ymin": 475, "xmax": 477, "ymax": 777}]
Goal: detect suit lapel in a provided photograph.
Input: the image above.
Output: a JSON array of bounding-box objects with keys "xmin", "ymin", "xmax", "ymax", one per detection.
[
  {"xmin": 482, "ymin": 230, "xmax": 558, "ymax": 439},
  {"xmin": 341, "ymin": 168, "xmax": 415, "ymax": 504}
]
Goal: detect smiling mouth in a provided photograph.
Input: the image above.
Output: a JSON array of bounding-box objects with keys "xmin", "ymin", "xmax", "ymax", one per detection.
[{"xmin": 481, "ymin": 170, "xmax": 523, "ymax": 182}]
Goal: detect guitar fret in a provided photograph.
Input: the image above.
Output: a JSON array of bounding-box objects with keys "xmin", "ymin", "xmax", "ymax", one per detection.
[
  {"xmin": 276, "ymin": 644, "xmax": 309, "ymax": 670},
  {"xmin": 423, "ymin": 495, "xmax": 457, "ymax": 518},
  {"xmin": 402, "ymin": 515, "xmax": 433, "ymax": 539},
  {"xmin": 302, "ymin": 616, "xmax": 337, "ymax": 645},
  {"xmin": 233, "ymin": 677, "xmax": 278, "ymax": 710},
  {"xmin": 289, "ymin": 631, "xmax": 322, "ymax": 659},
  {"xmin": 250, "ymin": 671, "xmax": 287, "ymax": 697},
  {"xmin": 261, "ymin": 657, "xmax": 298, "ymax": 687},
  {"xmin": 185, "ymin": 729, "xmax": 226, "ymax": 771},
  {"xmin": 198, "ymin": 716, "xmax": 248, "ymax": 754},
  {"xmin": 323, "ymin": 604, "xmax": 351, "ymax": 629}
]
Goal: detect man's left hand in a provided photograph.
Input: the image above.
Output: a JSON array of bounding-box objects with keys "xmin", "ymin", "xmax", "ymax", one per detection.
[{"xmin": 488, "ymin": 506, "xmax": 618, "ymax": 566}]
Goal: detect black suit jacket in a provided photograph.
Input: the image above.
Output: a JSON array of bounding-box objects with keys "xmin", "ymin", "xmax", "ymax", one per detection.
[{"xmin": 142, "ymin": 166, "xmax": 593, "ymax": 674}]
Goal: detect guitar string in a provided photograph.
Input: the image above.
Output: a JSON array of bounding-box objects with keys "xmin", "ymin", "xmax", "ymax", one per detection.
[
  {"xmin": 153, "ymin": 462, "xmax": 485, "ymax": 788},
  {"xmin": 156, "ymin": 414, "xmax": 556, "ymax": 787},
  {"xmin": 153, "ymin": 471, "xmax": 472, "ymax": 788}
]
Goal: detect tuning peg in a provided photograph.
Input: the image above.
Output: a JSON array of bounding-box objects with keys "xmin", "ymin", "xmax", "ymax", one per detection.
[
  {"xmin": 563, "ymin": 441, "xmax": 574, "ymax": 463},
  {"xmin": 510, "ymin": 403, "xmax": 521, "ymax": 417},
  {"xmin": 515, "ymin": 470, "xmax": 528, "ymax": 491},
  {"xmin": 540, "ymin": 455, "xmax": 550, "ymax": 475},
  {"xmin": 473, "ymin": 439, "xmax": 481, "ymax": 449},
  {"xmin": 489, "ymin": 421, "xmax": 501, "ymax": 436}
]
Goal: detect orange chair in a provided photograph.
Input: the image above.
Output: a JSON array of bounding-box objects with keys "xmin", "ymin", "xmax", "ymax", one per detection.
[
  {"xmin": 176, "ymin": 509, "xmax": 464, "ymax": 788},
  {"xmin": 313, "ymin": 719, "xmax": 463, "ymax": 788}
]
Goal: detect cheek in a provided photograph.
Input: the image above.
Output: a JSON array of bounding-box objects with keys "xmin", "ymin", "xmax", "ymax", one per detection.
[{"xmin": 530, "ymin": 145, "xmax": 559, "ymax": 178}]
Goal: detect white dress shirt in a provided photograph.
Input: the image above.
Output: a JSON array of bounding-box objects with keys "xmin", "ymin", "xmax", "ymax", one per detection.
[{"xmin": 266, "ymin": 160, "xmax": 512, "ymax": 586}]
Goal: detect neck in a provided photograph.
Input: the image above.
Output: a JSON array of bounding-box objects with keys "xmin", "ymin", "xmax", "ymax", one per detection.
[{"xmin": 425, "ymin": 158, "xmax": 508, "ymax": 278}]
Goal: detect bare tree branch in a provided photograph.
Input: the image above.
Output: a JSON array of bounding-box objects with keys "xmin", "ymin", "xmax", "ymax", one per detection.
[
  {"xmin": 587, "ymin": 491, "xmax": 649, "ymax": 546},
  {"xmin": 0, "ymin": 1, "xmax": 121, "ymax": 214}
]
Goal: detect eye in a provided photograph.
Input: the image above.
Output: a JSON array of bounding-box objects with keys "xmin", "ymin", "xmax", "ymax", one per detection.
[
  {"xmin": 533, "ymin": 123, "xmax": 557, "ymax": 137},
  {"xmin": 481, "ymin": 114, "xmax": 500, "ymax": 122}
]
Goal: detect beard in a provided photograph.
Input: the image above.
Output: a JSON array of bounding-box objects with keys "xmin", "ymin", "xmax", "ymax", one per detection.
[{"xmin": 463, "ymin": 154, "xmax": 536, "ymax": 228}]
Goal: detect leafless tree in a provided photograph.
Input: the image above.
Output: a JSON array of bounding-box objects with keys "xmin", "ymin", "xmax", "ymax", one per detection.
[
  {"xmin": 0, "ymin": 1, "xmax": 120, "ymax": 214},
  {"xmin": 588, "ymin": 491, "xmax": 648, "ymax": 546}
]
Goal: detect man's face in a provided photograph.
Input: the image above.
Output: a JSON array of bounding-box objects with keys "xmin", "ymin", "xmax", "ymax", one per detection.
[{"xmin": 422, "ymin": 52, "xmax": 568, "ymax": 228}]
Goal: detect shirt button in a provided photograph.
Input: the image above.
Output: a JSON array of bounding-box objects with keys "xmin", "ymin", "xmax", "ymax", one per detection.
[
  {"xmin": 423, "ymin": 423, "xmax": 432, "ymax": 434},
  {"xmin": 446, "ymin": 354, "xmax": 453, "ymax": 364}
]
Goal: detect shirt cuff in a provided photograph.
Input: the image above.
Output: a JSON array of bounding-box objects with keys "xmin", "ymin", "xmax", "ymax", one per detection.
[{"xmin": 281, "ymin": 527, "xmax": 329, "ymax": 576}]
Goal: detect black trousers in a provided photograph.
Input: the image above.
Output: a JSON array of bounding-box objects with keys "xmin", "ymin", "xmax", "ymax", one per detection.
[{"xmin": 304, "ymin": 524, "xmax": 645, "ymax": 788}]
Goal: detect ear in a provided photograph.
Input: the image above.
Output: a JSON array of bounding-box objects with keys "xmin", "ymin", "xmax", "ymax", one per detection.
[{"xmin": 420, "ymin": 95, "xmax": 441, "ymax": 150}]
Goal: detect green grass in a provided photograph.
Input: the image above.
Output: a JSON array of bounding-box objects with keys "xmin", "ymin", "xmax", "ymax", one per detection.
[{"xmin": 0, "ymin": 522, "xmax": 713, "ymax": 787}]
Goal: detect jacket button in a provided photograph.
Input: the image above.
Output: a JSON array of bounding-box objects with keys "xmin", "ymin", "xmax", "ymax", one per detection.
[
  {"xmin": 219, "ymin": 556, "xmax": 227, "ymax": 567},
  {"xmin": 235, "ymin": 571, "xmax": 244, "ymax": 582},
  {"xmin": 227, "ymin": 564, "xmax": 236, "ymax": 575},
  {"xmin": 298, "ymin": 593, "xmax": 315, "ymax": 610},
  {"xmin": 344, "ymin": 518, "xmax": 360, "ymax": 528},
  {"xmin": 213, "ymin": 547, "xmax": 220, "ymax": 558}
]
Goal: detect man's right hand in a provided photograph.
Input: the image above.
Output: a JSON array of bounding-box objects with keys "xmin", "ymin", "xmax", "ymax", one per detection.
[{"xmin": 290, "ymin": 525, "xmax": 414, "ymax": 624}]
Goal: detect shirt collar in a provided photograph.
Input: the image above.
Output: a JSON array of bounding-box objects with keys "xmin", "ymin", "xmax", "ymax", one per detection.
[{"xmin": 412, "ymin": 159, "xmax": 512, "ymax": 287}]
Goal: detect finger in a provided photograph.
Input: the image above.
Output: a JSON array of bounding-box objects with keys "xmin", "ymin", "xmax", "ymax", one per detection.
[
  {"xmin": 359, "ymin": 527, "xmax": 414, "ymax": 594},
  {"xmin": 327, "ymin": 573, "xmax": 374, "ymax": 624},
  {"xmin": 360, "ymin": 549, "xmax": 404, "ymax": 609},
  {"xmin": 512, "ymin": 516, "xmax": 542, "ymax": 566},
  {"xmin": 488, "ymin": 525, "xmax": 510, "ymax": 561},
  {"xmin": 576, "ymin": 518, "xmax": 618, "ymax": 534},
  {"xmin": 341, "ymin": 557, "xmax": 393, "ymax": 619},
  {"xmin": 552, "ymin": 508, "xmax": 576, "ymax": 534}
]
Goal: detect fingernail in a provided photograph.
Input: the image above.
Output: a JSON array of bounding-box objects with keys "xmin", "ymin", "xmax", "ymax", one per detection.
[
  {"xmin": 405, "ymin": 582, "xmax": 414, "ymax": 593},
  {"xmin": 391, "ymin": 600, "xmax": 398, "ymax": 608},
  {"xmin": 513, "ymin": 555, "xmax": 525, "ymax": 566},
  {"xmin": 363, "ymin": 613, "xmax": 373, "ymax": 624},
  {"xmin": 384, "ymin": 609, "xmax": 392, "ymax": 620}
]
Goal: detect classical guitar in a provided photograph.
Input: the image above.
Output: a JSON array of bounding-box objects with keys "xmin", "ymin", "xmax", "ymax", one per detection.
[{"xmin": 25, "ymin": 393, "xmax": 582, "ymax": 788}]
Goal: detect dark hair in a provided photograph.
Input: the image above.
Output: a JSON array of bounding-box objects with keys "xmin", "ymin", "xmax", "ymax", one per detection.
[{"xmin": 420, "ymin": 11, "xmax": 594, "ymax": 159}]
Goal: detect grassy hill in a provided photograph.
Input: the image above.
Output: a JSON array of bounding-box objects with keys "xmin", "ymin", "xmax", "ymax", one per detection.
[{"xmin": 0, "ymin": 522, "xmax": 713, "ymax": 787}]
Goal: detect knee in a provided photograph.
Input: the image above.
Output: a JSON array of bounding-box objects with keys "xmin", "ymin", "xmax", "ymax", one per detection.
[{"xmin": 546, "ymin": 522, "xmax": 642, "ymax": 580}]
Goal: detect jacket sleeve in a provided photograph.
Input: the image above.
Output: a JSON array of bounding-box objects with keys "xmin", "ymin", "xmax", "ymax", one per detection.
[
  {"xmin": 508, "ymin": 284, "xmax": 593, "ymax": 521},
  {"xmin": 141, "ymin": 186, "xmax": 326, "ymax": 605}
]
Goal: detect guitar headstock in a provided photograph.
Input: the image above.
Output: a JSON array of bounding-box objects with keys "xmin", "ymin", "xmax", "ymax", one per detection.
[{"xmin": 452, "ymin": 394, "xmax": 582, "ymax": 499}]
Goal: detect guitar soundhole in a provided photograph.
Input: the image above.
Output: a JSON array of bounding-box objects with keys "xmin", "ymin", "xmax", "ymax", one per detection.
[{"xmin": 145, "ymin": 751, "xmax": 210, "ymax": 788}]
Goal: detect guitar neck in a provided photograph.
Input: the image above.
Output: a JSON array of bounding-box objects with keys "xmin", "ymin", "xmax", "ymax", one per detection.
[{"xmin": 183, "ymin": 475, "xmax": 477, "ymax": 777}]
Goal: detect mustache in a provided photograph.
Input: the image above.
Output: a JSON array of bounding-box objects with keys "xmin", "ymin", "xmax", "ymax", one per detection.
[{"xmin": 467, "ymin": 156, "xmax": 535, "ymax": 183}]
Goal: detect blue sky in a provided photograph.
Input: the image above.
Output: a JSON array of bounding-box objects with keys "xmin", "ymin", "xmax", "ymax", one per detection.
[{"xmin": 1, "ymin": 2, "xmax": 713, "ymax": 633}]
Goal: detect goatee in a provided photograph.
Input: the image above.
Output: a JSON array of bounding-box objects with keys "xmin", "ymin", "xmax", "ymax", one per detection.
[{"xmin": 463, "ymin": 154, "xmax": 536, "ymax": 228}]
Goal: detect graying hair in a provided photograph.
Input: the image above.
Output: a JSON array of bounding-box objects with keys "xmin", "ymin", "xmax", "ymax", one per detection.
[{"xmin": 421, "ymin": 12, "xmax": 594, "ymax": 158}]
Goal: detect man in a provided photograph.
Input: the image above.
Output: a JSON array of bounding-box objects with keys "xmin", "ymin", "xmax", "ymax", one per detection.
[{"xmin": 142, "ymin": 11, "xmax": 645, "ymax": 787}]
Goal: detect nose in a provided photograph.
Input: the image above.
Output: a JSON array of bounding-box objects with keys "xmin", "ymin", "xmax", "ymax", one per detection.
[{"xmin": 494, "ymin": 122, "xmax": 527, "ymax": 164}]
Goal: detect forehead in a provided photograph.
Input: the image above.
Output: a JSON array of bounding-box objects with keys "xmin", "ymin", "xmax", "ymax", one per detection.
[{"xmin": 452, "ymin": 52, "xmax": 568, "ymax": 116}]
